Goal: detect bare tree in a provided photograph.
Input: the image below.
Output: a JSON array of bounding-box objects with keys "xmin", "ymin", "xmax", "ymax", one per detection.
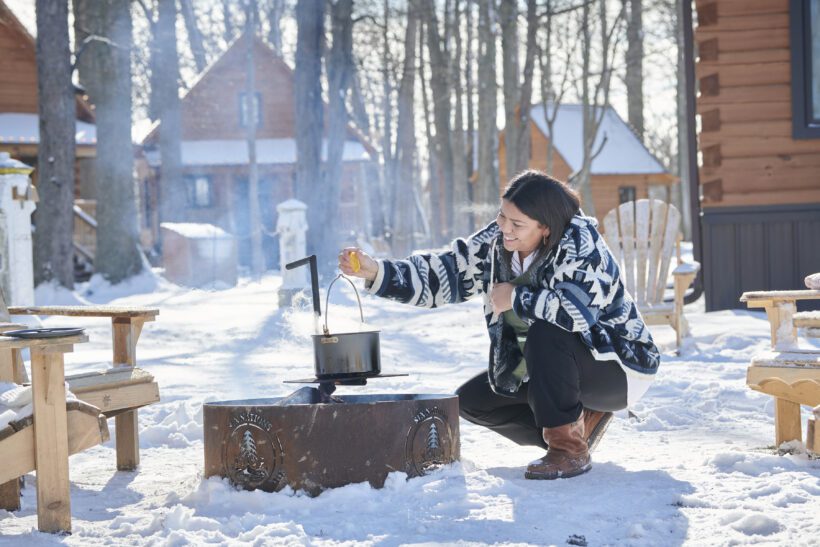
[
  {"xmin": 624, "ymin": 0, "xmax": 644, "ymax": 138},
  {"xmin": 450, "ymin": 0, "xmax": 471, "ymax": 237},
  {"xmin": 499, "ymin": 0, "xmax": 537, "ymax": 181},
  {"xmin": 538, "ymin": 0, "xmax": 578, "ymax": 174},
  {"xmin": 393, "ymin": 0, "xmax": 420, "ymax": 256},
  {"xmin": 268, "ymin": 0, "xmax": 286, "ymax": 54},
  {"xmin": 74, "ymin": 0, "xmax": 144, "ymax": 283},
  {"xmin": 244, "ymin": 5, "xmax": 265, "ymax": 275},
  {"xmin": 294, "ymin": 0, "xmax": 326, "ymax": 267},
  {"xmin": 155, "ymin": 0, "xmax": 185, "ymax": 227},
  {"xmin": 474, "ymin": 0, "xmax": 498, "ymax": 224},
  {"xmin": 180, "ymin": 0, "xmax": 208, "ymax": 73},
  {"xmin": 33, "ymin": 0, "xmax": 75, "ymax": 288},
  {"xmin": 324, "ymin": 0, "xmax": 355, "ymax": 261},
  {"xmin": 570, "ymin": 0, "xmax": 625, "ymax": 218},
  {"xmin": 421, "ymin": 0, "xmax": 454, "ymax": 243}
]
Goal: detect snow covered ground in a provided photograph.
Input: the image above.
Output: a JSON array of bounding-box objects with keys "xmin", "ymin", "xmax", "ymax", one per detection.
[{"xmin": 1, "ymin": 269, "xmax": 818, "ymax": 546}]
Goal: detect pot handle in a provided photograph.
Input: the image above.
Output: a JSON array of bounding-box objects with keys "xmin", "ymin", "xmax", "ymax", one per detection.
[{"xmin": 323, "ymin": 274, "xmax": 365, "ymax": 335}]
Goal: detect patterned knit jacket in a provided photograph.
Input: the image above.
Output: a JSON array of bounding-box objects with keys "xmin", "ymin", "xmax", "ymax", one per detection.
[{"xmin": 366, "ymin": 213, "xmax": 661, "ymax": 395}]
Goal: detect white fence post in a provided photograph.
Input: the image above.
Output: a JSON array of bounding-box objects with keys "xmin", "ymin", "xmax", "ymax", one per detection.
[
  {"xmin": 276, "ymin": 199, "xmax": 308, "ymax": 306},
  {"xmin": 0, "ymin": 152, "xmax": 37, "ymax": 305}
]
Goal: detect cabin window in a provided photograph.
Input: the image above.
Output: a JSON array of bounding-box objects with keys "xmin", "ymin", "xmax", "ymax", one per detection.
[
  {"xmin": 790, "ymin": 0, "xmax": 820, "ymax": 138},
  {"xmin": 185, "ymin": 175, "xmax": 213, "ymax": 208},
  {"xmin": 239, "ymin": 92, "xmax": 262, "ymax": 128},
  {"xmin": 618, "ymin": 186, "xmax": 636, "ymax": 204}
]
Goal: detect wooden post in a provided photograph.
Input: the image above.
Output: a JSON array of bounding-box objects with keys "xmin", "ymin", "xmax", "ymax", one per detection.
[
  {"xmin": 774, "ymin": 398, "xmax": 802, "ymax": 447},
  {"xmin": 0, "ymin": 344, "xmax": 22, "ymax": 510},
  {"xmin": 112, "ymin": 317, "xmax": 143, "ymax": 470},
  {"xmin": 30, "ymin": 347, "xmax": 72, "ymax": 533},
  {"xmin": 765, "ymin": 301, "xmax": 797, "ymax": 350}
]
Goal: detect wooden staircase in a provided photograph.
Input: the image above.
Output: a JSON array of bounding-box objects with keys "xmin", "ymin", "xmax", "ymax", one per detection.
[{"xmin": 73, "ymin": 200, "xmax": 96, "ymax": 281}]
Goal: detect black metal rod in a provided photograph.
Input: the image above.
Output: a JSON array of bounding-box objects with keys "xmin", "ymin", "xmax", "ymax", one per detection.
[{"xmin": 285, "ymin": 255, "xmax": 321, "ymax": 316}]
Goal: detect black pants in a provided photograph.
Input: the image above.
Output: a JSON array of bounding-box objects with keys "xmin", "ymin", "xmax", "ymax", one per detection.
[{"xmin": 456, "ymin": 320, "xmax": 628, "ymax": 448}]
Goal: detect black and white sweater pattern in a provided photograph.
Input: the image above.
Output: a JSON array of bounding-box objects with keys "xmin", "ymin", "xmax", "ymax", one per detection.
[{"xmin": 366, "ymin": 213, "xmax": 661, "ymax": 395}]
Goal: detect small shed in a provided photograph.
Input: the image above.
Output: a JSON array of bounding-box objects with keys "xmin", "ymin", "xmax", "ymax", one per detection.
[
  {"xmin": 499, "ymin": 103, "xmax": 676, "ymax": 223},
  {"xmin": 160, "ymin": 222, "xmax": 237, "ymax": 288},
  {"xmin": 138, "ymin": 33, "xmax": 377, "ymax": 271}
]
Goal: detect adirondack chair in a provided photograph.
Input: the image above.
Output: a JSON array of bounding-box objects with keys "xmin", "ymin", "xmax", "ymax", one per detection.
[
  {"xmin": 0, "ymin": 310, "xmax": 109, "ymax": 532},
  {"xmin": 601, "ymin": 199, "xmax": 700, "ymax": 350}
]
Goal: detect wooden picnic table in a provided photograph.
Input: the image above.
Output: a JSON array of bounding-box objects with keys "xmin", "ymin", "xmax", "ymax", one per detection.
[
  {"xmin": 8, "ymin": 306, "xmax": 159, "ymax": 470},
  {"xmin": 739, "ymin": 289, "xmax": 820, "ymax": 448},
  {"xmin": 0, "ymin": 333, "xmax": 87, "ymax": 533}
]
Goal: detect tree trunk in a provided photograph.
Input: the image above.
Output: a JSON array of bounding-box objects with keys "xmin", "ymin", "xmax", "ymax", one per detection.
[
  {"xmin": 156, "ymin": 0, "xmax": 185, "ymax": 228},
  {"xmin": 74, "ymin": 0, "xmax": 143, "ymax": 283},
  {"xmin": 475, "ymin": 0, "xmax": 498, "ymax": 224},
  {"xmin": 393, "ymin": 0, "xmax": 419, "ymax": 256},
  {"xmin": 625, "ymin": 0, "xmax": 644, "ymax": 139},
  {"xmin": 465, "ymin": 0, "xmax": 475, "ymax": 233},
  {"xmin": 419, "ymin": 19, "xmax": 438, "ymax": 242},
  {"xmin": 499, "ymin": 0, "xmax": 519, "ymax": 184},
  {"xmin": 244, "ymin": 12, "xmax": 265, "ymax": 276},
  {"xmin": 33, "ymin": 0, "xmax": 75, "ymax": 288},
  {"xmin": 675, "ymin": 0, "xmax": 691, "ymax": 238},
  {"xmin": 222, "ymin": 0, "xmax": 234, "ymax": 43},
  {"xmin": 268, "ymin": 0, "xmax": 285, "ymax": 54},
  {"xmin": 294, "ymin": 0, "xmax": 326, "ymax": 267},
  {"xmin": 514, "ymin": 0, "xmax": 537, "ymax": 175},
  {"xmin": 324, "ymin": 0, "xmax": 354, "ymax": 263},
  {"xmin": 421, "ymin": 0, "xmax": 454, "ymax": 243},
  {"xmin": 180, "ymin": 0, "xmax": 208, "ymax": 73},
  {"xmin": 450, "ymin": 0, "xmax": 470, "ymax": 238},
  {"xmin": 381, "ymin": 0, "xmax": 395, "ymax": 236}
]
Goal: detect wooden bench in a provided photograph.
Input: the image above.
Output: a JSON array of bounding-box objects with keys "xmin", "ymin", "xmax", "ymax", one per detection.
[
  {"xmin": 795, "ymin": 310, "xmax": 820, "ymax": 338},
  {"xmin": 6, "ymin": 305, "xmax": 161, "ymax": 470},
  {"xmin": 740, "ymin": 290, "xmax": 820, "ymax": 448},
  {"xmin": 0, "ymin": 333, "xmax": 108, "ymax": 533}
]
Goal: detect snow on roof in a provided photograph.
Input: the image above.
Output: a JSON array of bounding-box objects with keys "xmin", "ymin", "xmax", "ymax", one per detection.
[
  {"xmin": 147, "ymin": 138, "xmax": 370, "ymax": 167},
  {"xmin": 2, "ymin": 0, "xmax": 35, "ymax": 39},
  {"xmin": 529, "ymin": 103, "xmax": 667, "ymax": 175},
  {"xmin": 0, "ymin": 113, "xmax": 96, "ymax": 145},
  {"xmin": 160, "ymin": 222, "xmax": 231, "ymax": 239}
]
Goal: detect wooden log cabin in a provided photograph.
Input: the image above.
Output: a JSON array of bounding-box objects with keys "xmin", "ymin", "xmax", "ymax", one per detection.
[
  {"xmin": 688, "ymin": 0, "xmax": 820, "ymax": 310},
  {"xmin": 0, "ymin": 0, "xmax": 97, "ymax": 197},
  {"xmin": 138, "ymin": 34, "xmax": 377, "ymax": 270},
  {"xmin": 498, "ymin": 104, "xmax": 676, "ymax": 225}
]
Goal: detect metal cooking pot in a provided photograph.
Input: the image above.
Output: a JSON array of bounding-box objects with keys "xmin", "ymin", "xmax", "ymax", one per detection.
[
  {"xmin": 313, "ymin": 274, "xmax": 381, "ymax": 379},
  {"xmin": 284, "ymin": 256, "xmax": 381, "ymax": 379}
]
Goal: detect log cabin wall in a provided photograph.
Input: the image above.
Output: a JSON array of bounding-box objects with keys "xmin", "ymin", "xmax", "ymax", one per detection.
[{"xmin": 695, "ymin": 0, "xmax": 820, "ymax": 310}]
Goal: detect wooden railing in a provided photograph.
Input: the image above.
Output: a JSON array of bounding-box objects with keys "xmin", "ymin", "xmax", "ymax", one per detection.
[{"xmin": 73, "ymin": 199, "xmax": 96, "ymax": 266}]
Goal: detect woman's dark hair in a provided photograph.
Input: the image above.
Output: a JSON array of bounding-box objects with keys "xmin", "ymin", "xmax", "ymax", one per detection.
[{"xmin": 502, "ymin": 170, "xmax": 580, "ymax": 253}]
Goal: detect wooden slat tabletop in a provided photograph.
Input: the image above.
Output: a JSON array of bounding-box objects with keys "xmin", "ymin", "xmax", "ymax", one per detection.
[
  {"xmin": 8, "ymin": 306, "xmax": 159, "ymax": 319},
  {"xmin": 740, "ymin": 290, "xmax": 820, "ymax": 303},
  {"xmin": 0, "ymin": 334, "xmax": 88, "ymax": 349}
]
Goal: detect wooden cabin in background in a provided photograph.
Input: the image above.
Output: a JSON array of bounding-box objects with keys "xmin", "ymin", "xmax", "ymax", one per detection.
[
  {"xmin": 0, "ymin": 0, "xmax": 97, "ymax": 196},
  {"xmin": 498, "ymin": 104, "xmax": 676, "ymax": 224},
  {"xmin": 138, "ymin": 34, "xmax": 377, "ymax": 270},
  {"xmin": 0, "ymin": 0, "xmax": 99, "ymax": 278},
  {"xmin": 690, "ymin": 0, "xmax": 820, "ymax": 310}
]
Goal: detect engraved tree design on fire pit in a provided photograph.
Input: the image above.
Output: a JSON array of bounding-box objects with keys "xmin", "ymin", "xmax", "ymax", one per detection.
[{"xmin": 233, "ymin": 430, "xmax": 269, "ymax": 484}]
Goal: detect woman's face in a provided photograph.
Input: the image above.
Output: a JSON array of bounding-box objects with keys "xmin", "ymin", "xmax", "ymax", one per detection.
[{"xmin": 496, "ymin": 199, "xmax": 550, "ymax": 257}]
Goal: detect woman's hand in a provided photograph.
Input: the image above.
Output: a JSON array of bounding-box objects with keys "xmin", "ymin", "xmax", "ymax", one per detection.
[
  {"xmin": 490, "ymin": 282, "xmax": 514, "ymax": 315},
  {"xmin": 338, "ymin": 247, "xmax": 379, "ymax": 281}
]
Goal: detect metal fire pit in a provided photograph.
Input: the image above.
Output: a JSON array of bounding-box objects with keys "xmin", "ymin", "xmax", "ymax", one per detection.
[{"xmin": 203, "ymin": 387, "xmax": 459, "ymax": 496}]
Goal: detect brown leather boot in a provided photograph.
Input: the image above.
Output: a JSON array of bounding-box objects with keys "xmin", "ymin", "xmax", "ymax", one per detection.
[
  {"xmin": 525, "ymin": 415, "xmax": 591, "ymax": 480},
  {"xmin": 584, "ymin": 409, "xmax": 613, "ymax": 452}
]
